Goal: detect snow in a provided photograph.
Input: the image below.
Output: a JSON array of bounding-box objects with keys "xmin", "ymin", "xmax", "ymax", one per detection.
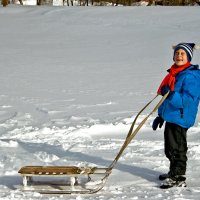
[{"xmin": 0, "ymin": 4, "xmax": 200, "ymax": 200}]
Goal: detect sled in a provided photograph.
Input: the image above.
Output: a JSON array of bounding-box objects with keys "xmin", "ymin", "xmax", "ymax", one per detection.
[
  {"xmin": 18, "ymin": 93, "xmax": 169, "ymax": 194},
  {"xmin": 18, "ymin": 166, "xmax": 110, "ymax": 194}
]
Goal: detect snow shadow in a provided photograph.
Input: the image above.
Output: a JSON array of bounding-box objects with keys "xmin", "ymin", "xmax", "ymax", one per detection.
[{"xmin": 0, "ymin": 175, "xmax": 21, "ymax": 190}]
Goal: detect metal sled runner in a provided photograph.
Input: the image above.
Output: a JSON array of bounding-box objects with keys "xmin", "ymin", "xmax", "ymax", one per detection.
[{"xmin": 18, "ymin": 93, "xmax": 169, "ymax": 194}]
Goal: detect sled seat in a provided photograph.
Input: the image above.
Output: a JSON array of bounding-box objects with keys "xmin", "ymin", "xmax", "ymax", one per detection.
[
  {"xmin": 18, "ymin": 166, "xmax": 109, "ymax": 176},
  {"xmin": 18, "ymin": 166, "xmax": 110, "ymax": 187}
]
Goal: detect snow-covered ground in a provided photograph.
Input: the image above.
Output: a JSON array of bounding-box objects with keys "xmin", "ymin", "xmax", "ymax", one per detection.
[{"xmin": 0, "ymin": 5, "xmax": 200, "ymax": 200}]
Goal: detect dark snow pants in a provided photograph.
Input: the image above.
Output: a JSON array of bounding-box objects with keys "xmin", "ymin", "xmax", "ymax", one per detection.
[{"xmin": 164, "ymin": 122, "xmax": 188, "ymax": 176}]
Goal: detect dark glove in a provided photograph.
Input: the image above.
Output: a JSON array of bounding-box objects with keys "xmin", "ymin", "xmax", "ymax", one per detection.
[
  {"xmin": 161, "ymin": 85, "xmax": 175, "ymax": 98},
  {"xmin": 152, "ymin": 116, "xmax": 164, "ymax": 131},
  {"xmin": 161, "ymin": 85, "xmax": 171, "ymax": 96}
]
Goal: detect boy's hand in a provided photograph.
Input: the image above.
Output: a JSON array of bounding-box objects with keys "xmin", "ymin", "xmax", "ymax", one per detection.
[
  {"xmin": 161, "ymin": 85, "xmax": 171, "ymax": 96},
  {"xmin": 152, "ymin": 116, "xmax": 164, "ymax": 131}
]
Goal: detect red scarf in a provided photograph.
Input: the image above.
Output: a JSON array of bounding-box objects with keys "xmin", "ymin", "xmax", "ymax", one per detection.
[{"xmin": 157, "ymin": 62, "xmax": 191, "ymax": 94}]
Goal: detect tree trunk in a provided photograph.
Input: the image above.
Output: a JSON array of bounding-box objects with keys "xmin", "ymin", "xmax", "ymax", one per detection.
[{"xmin": 2, "ymin": 0, "xmax": 8, "ymax": 6}]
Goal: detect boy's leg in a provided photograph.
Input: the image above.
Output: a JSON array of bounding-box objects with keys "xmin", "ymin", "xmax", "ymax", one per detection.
[
  {"xmin": 160, "ymin": 122, "xmax": 188, "ymax": 188},
  {"xmin": 164, "ymin": 122, "xmax": 188, "ymax": 177}
]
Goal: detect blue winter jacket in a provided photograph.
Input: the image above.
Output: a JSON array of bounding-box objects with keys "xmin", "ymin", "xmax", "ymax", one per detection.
[{"xmin": 158, "ymin": 65, "xmax": 200, "ymax": 128}]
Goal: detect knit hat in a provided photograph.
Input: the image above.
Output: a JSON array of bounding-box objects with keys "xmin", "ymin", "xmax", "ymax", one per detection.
[{"xmin": 173, "ymin": 43, "xmax": 199, "ymax": 62}]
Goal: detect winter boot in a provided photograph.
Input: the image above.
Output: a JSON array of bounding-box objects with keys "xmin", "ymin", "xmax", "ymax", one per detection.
[{"xmin": 160, "ymin": 175, "xmax": 186, "ymax": 189}]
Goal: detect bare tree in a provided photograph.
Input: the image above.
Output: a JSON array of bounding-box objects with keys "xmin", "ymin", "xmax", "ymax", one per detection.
[
  {"xmin": 2, "ymin": 0, "xmax": 8, "ymax": 6},
  {"xmin": 63, "ymin": 0, "xmax": 73, "ymax": 6}
]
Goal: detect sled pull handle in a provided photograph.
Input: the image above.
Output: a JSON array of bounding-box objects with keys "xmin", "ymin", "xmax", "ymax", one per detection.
[{"xmin": 108, "ymin": 92, "xmax": 169, "ymax": 170}]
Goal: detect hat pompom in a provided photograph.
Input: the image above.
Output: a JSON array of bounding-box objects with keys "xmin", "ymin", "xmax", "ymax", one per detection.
[{"xmin": 194, "ymin": 44, "xmax": 200, "ymax": 50}]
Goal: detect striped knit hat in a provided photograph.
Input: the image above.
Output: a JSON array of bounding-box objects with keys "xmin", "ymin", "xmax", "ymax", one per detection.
[{"xmin": 173, "ymin": 43, "xmax": 198, "ymax": 62}]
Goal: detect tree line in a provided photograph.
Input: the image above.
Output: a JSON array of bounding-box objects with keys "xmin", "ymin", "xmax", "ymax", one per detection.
[{"xmin": 1, "ymin": 0, "xmax": 199, "ymax": 7}]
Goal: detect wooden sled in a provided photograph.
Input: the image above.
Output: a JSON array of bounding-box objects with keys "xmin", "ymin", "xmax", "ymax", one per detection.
[{"xmin": 18, "ymin": 165, "xmax": 110, "ymax": 194}]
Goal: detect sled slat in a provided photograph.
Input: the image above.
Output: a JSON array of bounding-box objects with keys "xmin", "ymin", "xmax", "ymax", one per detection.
[{"xmin": 18, "ymin": 166, "xmax": 109, "ymax": 176}]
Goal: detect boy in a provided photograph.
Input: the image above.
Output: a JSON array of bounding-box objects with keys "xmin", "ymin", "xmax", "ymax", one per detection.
[{"xmin": 152, "ymin": 43, "xmax": 200, "ymax": 189}]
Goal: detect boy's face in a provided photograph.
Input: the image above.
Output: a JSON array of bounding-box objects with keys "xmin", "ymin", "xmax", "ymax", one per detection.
[{"xmin": 174, "ymin": 49, "xmax": 188, "ymax": 66}]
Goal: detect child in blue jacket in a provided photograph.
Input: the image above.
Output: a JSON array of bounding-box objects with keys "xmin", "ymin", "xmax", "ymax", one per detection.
[{"xmin": 152, "ymin": 43, "xmax": 200, "ymax": 189}]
